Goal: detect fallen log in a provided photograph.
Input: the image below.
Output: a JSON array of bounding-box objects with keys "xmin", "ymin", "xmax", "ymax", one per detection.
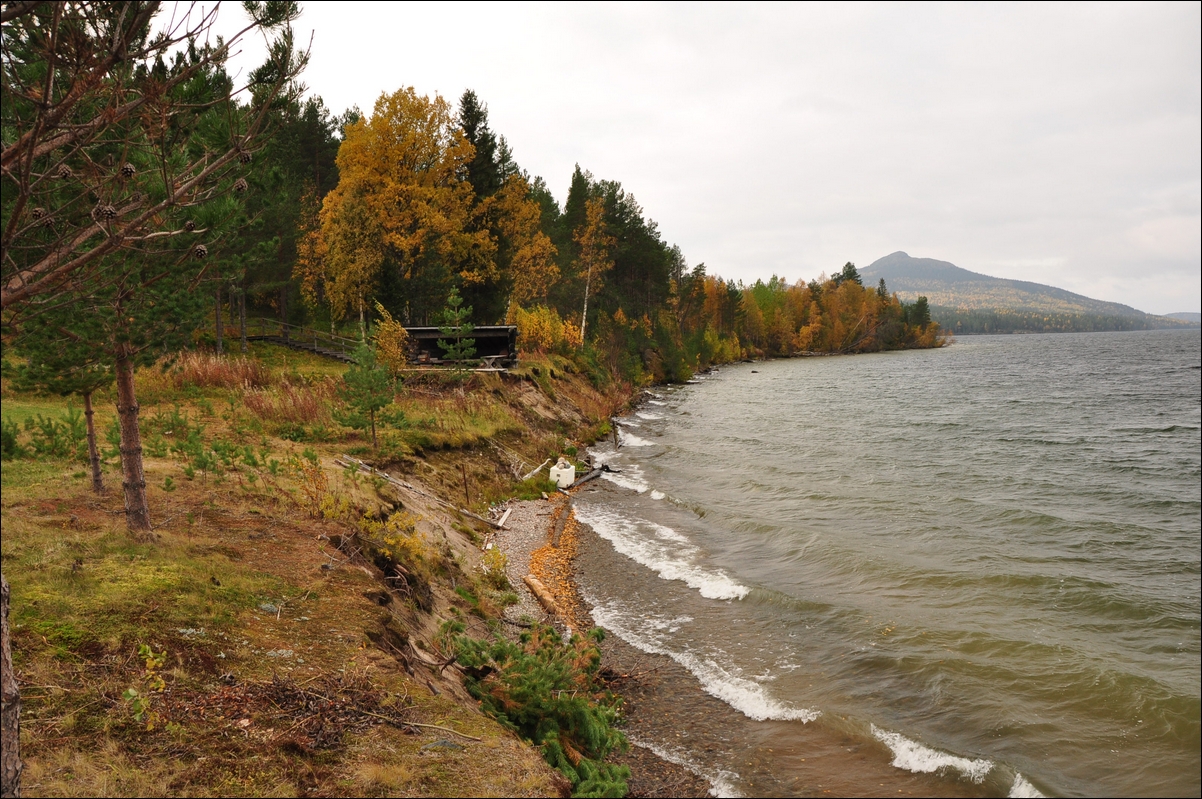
[
  {"xmin": 523, "ymin": 575, "xmax": 560, "ymax": 617},
  {"xmin": 550, "ymin": 501, "xmax": 573, "ymax": 548},
  {"xmin": 522, "ymin": 458, "xmax": 552, "ymax": 482},
  {"xmin": 569, "ymin": 468, "xmax": 603, "ymax": 490}
]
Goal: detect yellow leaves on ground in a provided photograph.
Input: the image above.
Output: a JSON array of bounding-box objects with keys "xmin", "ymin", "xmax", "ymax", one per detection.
[{"xmin": 529, "ymin": 502, "xmax": 591, "ymax": 634}]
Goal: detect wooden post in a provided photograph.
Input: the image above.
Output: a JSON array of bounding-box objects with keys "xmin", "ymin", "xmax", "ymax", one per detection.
[{"xmin": 460, "ymin": 463, "xmax": 471, "ymax": 508}]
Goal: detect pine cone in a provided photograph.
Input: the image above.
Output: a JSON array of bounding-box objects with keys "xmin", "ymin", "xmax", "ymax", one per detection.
[
  {"xmin": 56, "ymin": 164, "xmax": 73, "ymax": 179},
  {"xmin": 100, "ymin": 205, "xmax": 117, "ymax": 220},
  {"xmin": 239, "ymin": 149, "xmax": 253, "ymax": 164},
  {"xmin": 233, "ymin": 177, "xmax": 249, "ymax": 193},
  {"xmin": 193, "ymin": 244, "xmax": 208, "ymax": 259},
  {"xmin": 121, "ymin": 162, "xmax": 136, "ymax": 178},
  {"xmin": 184, "ymin": 219, "xmax": 196, "ymax": 232},
  {"xmin": 31, "ymin": 207, "xmax": 46, "ymax": 219}
]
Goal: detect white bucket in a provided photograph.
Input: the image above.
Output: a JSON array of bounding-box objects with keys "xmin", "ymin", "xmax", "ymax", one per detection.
[{"xmin": 549, "ymin": 462, "xmax": 576, "ymax": 488}]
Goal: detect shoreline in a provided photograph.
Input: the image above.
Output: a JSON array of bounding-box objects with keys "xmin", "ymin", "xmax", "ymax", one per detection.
[
  {"xmin": 519, "ymin": 481, "xmax": 1001, "ymax": 799},
  {"xmin": 490, "ymin": 495, "xmax": 715, "ymax": 798}
]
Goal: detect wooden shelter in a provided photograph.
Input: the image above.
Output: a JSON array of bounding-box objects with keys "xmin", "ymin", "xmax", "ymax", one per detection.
[{"xmin": 405, "ymin": 325, "xmax": 518, "ymax": 368}]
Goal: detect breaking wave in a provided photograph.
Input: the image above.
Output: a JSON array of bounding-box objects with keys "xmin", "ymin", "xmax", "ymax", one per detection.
[
  {"xmin": 575, "ymin": 504, "xmax": 749, "ymax": 600},
  {"xmin": 870, "ymin": 725, "xmax": 993, "ymax": 783}
]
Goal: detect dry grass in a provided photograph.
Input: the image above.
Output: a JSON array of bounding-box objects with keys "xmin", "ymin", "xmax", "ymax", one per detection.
[
  {"xmin": 171, "ymin": 352, "xmax": 272, "ymax": 390},
  {"xmin": 242, "ymin": 378, "xmax": 336, "ymax": 426}
]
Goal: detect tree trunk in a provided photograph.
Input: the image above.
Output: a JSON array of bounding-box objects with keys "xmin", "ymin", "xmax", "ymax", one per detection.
[
  {"xmin": 239, "ymin": 281, "xmax": 247, "ymax": 353},
  {"xmin": 83, "ymin": 391, "xmax": 103, "ymax": 495},
  {"xmin": 1, "ymin": 574, "xmax": 21, "ymax": 799},
  {"xmin": 280, "ymin": 285, "xmax": 289, "ymax": 341},
  {"xmin": 114, "ymin": 349, "xmax": 150, "ymax": 532},
  {"xmin": 580, "ymin": 258, "xmax": 593, "ymax": 343},
  {"xmin": 215, "ymin": 283, "xmax": 224, "ymax": 354}
]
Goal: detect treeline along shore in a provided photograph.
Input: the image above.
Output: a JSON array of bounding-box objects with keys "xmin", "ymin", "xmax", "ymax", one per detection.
[{"xmin": 1, "ymin": 3, "xmax": 944, "ymax": 796}]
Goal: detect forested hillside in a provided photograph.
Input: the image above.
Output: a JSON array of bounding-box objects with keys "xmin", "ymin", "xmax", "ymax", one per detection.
[{"xmin": 862, "ymin": 251, "xmax": 1192, "ymax": 334}]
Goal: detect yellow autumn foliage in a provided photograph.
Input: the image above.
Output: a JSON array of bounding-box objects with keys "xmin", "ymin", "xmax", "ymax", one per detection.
[
  {"xmin": 372, "ymin": 301, "xmax": 410, "ymax": 376},
  {"xmin": 511, "ymin": 305, "xmax": 580, "ymax": 353}
]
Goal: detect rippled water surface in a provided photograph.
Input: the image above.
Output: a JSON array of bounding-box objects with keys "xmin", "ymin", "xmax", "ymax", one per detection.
[{"xmin": 577, "ymin": 330, "xmax": 1201, "ymax": 797}]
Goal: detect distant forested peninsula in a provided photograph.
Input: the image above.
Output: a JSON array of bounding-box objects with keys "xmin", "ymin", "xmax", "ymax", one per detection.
[{"xmin": 862, "ymin": 252, "xmax": 1195, "ymax": 335}]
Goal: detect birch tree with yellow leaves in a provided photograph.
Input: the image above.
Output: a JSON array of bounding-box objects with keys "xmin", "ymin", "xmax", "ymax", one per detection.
[
  {"xmin": 297, "ymin": 87, "xmax": 486, "ymax": 327},
  {"xmin": 575, "ymin": 197, "xmax": 614, "ymax": 342}
]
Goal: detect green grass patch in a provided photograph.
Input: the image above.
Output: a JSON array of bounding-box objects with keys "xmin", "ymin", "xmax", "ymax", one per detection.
[
  {"xmin": 0, "ymin": 395, "xmax": 74, "ymax": 423},
  {"xmin": 4, "ymin": 524, "xmax": 290, "ymax": 659}
]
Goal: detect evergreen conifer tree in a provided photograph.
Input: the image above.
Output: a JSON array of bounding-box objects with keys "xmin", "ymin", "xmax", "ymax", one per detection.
[
  {"xmin": 12, "ymin": 315, "xmax": 113, "ymax": 494},
  {"xmin": 457, "ymin": 90, "xmax": 502, "ymax": 198},
  {"xmin": 437, "ymin": 288, "xmax": 477, "ymax": 369},
  {"xmin": 335, "ymin": 345, "xmax": 394, "ymax": 449}
]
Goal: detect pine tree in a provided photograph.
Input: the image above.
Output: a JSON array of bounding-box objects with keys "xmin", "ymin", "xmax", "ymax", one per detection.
[
  {"xmin": 458, "ymin": 90, "xmax": 502, "ymax": 198},
  {"xmin": 437, "ymin": 288, "xmax": 477, "ymax": 369},
  {"xmin": 2, "ymin": 1, "xmax": 308, "ymax": 533},
  {"xmin": 11, "ymin": 315, "xmax": 113, "ymax": 494},
  {"xmin": 834, "ymin": 261, "xmax": 863, "ymax": 287},
  {"xmin": 336, "ymin": 345, "xmax": 394, "ymax": 449}
]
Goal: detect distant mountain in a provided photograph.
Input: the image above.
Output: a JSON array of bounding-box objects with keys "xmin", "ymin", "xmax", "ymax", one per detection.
[
  {"xmin": 1165, "ymin": 312, "xmax": 1201, "ymax": 324},
  {"xmin": 860, "ymin": 252, "xmax": 1190, "ymax": 334}
]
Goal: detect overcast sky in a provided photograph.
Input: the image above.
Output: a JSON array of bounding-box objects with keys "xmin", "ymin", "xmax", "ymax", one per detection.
[{"xmin": 213, "ymin": 2, "xmax": 1200, "ymax": 315}]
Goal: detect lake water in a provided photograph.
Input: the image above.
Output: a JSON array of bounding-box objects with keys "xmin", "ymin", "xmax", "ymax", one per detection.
[{"xmin": 575, "ymin": 330, "xmax": 1200, "ymax": 797}]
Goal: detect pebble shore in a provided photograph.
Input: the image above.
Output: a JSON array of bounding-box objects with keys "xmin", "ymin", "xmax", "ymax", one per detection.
[{"xmin": 488, "ymin": 495, "xmax": 715, "ymax": 798}]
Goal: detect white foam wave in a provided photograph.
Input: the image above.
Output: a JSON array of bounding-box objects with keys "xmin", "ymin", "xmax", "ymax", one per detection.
[
  {"xmin": 649, "ymin": 520, "xmax": 690, "ymax": 543},
  {"xmin": 647, "ymin": 400, "xmax": 667, "ymax": 406},
  {"xmin": 575, "ymin": 504, "xmax": 749, "ymax": 600},
  {"xmin": 589, "ymin": 448, "xmax": 616, "ymax": 466},
  {"xmin": 650, "ymin": 489, "xmax": 666, "ymax": 500},
  {"xmin": 600, "ymin": 468, "xmax": 650, "ymax": 494},
  {"xmin": 590, "ymin": 602, "xmax": 818, "ymax": 723},
  {"xmin": 619, "ymin": 429, "xmax": 655, "ymax": 447},
  {"xmin": 636, "ymin": 411, "xmax": 664, "ymax": 420},
  {"xmin": 870, "ymin": 725, "xmax": 993, "ymax": 783},
  {"xmin": 1008, "ymin": 772, "xmax": 1045, "ymax": 798},
  {"xmin": 626, "ymin": 734, "xmax": 742, "ymax": 797},
  {"xmin": 617, "ymin": 418, "xmax": 641, "ymax": 428}
]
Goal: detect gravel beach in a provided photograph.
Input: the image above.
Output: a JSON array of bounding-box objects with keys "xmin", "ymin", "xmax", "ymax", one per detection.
[{"xmin": 489, "ymin": 496, "xmax": 715, "ymax": 798}]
